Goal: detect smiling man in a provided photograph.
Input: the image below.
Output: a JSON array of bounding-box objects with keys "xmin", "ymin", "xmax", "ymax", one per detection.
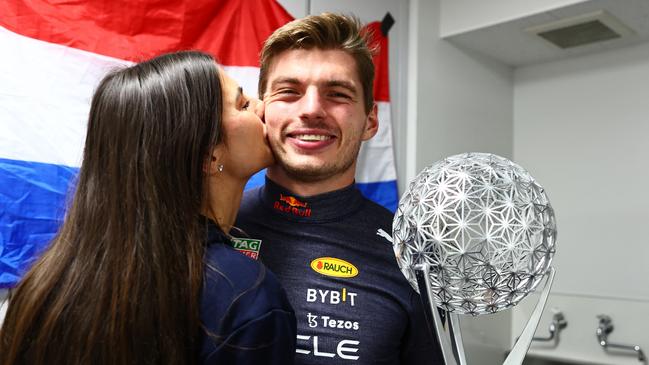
[
  {"xmin": 261, "ymin": 47, "xmax": 376, "ymax": 193},
  {"xmin": 235, "ymin": 13, "xmax": 442, "ymax": 365}
]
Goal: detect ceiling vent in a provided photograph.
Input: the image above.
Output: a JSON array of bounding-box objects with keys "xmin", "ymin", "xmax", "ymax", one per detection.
[{"xmin": 526, "ymin": 10, "xmax": 634, "ymax": 49}]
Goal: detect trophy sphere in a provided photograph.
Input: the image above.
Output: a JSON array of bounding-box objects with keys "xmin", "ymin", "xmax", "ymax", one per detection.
[{"xmin": 393, "ymin": 153, "xmax": 556, "ymax": 315}]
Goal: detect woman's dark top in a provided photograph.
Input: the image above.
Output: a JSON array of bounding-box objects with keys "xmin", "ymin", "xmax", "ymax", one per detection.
[{"xmin": 198, "ymin": 219, "xmax": 296, "ymax": 364}]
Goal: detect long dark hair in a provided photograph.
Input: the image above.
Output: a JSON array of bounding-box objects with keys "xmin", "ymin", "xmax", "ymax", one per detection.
[{"xmin": 0, "ymin": 51, "xmax": 223, "ymax": 364}]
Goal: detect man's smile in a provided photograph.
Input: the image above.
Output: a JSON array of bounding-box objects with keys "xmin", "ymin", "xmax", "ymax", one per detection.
[{"xmin": 292, "ymin": 134, "xmax": 332, "ymax": 141}]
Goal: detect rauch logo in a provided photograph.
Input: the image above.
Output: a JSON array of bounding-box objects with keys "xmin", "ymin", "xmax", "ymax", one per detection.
[{"xmin": 310, "ymin": 257, "xmax": 358, "ymax": 278}]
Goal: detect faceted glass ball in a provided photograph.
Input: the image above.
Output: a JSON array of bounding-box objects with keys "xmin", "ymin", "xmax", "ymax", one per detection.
[{"xmin": 393, "ymin": 153, "xmax": 556, "ymax": 315}]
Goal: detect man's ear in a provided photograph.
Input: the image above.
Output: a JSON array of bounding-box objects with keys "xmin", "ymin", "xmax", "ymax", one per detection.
[{"xmin": 361, "ymin": 103, "xmax": 379, "ymax": 141}]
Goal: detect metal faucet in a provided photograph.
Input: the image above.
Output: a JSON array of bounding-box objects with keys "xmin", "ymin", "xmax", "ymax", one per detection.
[
  {"xmin": 530, "ymin": 310, "xmax": 568, "ymax": 346},
  {"xmin": 596, "ymin": 315, "xmax": 645, "ymax": 362}
]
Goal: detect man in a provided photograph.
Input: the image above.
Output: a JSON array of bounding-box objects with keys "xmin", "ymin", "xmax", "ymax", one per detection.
[{"xmin": 236, "ymin": 13, "xmax": 442, "ymax": 364}]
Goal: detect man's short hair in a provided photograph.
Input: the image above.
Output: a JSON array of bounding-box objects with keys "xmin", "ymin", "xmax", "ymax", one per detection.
[{"xmin": 258, "ymin": 13, "xmax": 376, "ymax": 113}]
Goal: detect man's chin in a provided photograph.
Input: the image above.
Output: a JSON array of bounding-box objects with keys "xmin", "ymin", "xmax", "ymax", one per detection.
[{"xmin": 273, "ymin": 162, "xmax": 337, "ymax": 183}]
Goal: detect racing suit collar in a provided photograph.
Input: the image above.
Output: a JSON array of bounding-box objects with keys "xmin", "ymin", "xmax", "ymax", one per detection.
[{"xmin": 260, "ymin": 176, "xmax": 366, "ymax": 222}]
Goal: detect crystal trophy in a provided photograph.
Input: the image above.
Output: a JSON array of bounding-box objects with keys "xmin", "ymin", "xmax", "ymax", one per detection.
[{"xmin": 392, "ymin": 153, "xmax": 557, "ymax": 365}]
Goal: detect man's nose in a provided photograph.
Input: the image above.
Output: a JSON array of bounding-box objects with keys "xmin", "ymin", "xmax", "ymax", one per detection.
[{"xmin": 299, "ymin": 87, "xmax": 326, "ymax": 120}]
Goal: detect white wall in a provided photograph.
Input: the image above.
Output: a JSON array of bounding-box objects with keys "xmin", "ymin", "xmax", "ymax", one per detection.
[
  {"xmin": 276, "ymin": 0, "xmax": 307, "ymax": 18},
  {"xmin": 412, "ymin": 0, "xmax": 513, "ymax": 174},
  {"xmin": 512, "ymin": 39, "xmax": 649, "ymax": 365},
  {"xmin": 440, "ymin": 0, "xmax": 589, "ymax": 37}
]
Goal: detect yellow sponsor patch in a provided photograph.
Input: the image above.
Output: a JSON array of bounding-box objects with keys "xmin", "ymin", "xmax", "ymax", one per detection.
[{"xmin": 310, "ymin": 257, "xmax": 358, "ymax": 278}]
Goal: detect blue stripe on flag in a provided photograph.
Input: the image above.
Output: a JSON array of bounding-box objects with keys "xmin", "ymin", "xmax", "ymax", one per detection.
[
  {"xmin": 244, "ymin": 169, "xmax": 267, "ymax": 191},
  {"xmin": 0, "ymin": 158, "xmax": 78, "ymax": 288},
  {"xmin": 0, "ymin": 163, "xmax": 398, "ymax": 288},
  {"xmin": 356, "ymin": 180, "xmax": 398, "ymax": 212}
]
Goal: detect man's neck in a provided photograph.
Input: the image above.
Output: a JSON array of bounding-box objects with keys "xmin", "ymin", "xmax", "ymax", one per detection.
[{"xmin": 266, "ymin": 166, "xmax": 356, "ymax": 197}]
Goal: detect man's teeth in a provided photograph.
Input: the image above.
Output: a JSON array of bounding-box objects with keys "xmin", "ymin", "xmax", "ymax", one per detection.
[{"xmin": 295, "ymin": 134, "xmax": 331, "ymax": 141}]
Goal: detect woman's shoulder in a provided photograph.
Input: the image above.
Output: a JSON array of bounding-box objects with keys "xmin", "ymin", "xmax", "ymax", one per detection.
[
  {"xmin": 202, "ymin": 221, "xmax": 279, "ymax": 303},
  {"xmin": 201, "ymin": 241, "xmax": 293, "ymax": 330},
  {"xmin": 199, "ymin": 241, "xmax": 296, "ymax": 364},
  {"xmin": 203, "ymin": 241, "xmax": 285, "ymax": 298},
  {"xmin": 204, "ymin": 240, "xmax": 265, "ymax": 288}
]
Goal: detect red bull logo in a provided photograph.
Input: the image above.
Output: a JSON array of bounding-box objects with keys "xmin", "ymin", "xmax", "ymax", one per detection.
[
  {"xmin": 274, "ymin": 194, "xmax": 312, "ymax": 217},
  {"xmin": 279, "ymin": 194, "xmax": 308, "ymax": 208}
]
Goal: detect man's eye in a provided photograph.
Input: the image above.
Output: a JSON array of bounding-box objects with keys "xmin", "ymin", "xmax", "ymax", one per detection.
[
  {"xmin": 330, "ymin": 92, "xmax": 351, "ymax": 99},
  {"xmin": 277, "ymin": 88, "xmax": 298, "ymax": 95}
]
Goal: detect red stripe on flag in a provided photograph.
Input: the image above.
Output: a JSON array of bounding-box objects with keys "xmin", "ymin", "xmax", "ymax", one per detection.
[
  {"xmin": 0, "ymin": 0, "xmax": 293, "ymax": 66},
  {"xmin": 365, "ymin": 21, "xmax": 390, "ymax": 102}
]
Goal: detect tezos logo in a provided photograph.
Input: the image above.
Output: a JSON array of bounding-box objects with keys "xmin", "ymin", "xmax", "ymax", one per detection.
[{"xmin": 310, "ymin": 257, "xmax": 358, "ymax": 278}]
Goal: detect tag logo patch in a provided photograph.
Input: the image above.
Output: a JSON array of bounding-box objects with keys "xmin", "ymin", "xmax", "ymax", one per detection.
[
  {"xmin": 231, "ymin": 238, "xmax": 262, "ymax": 260},
  {"xmin": 310, "ymin": 257, "xmax": 358, "ymax": 278}
]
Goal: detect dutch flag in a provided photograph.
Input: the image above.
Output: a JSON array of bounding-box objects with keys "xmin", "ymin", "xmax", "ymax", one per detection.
[{"xmin": 0, "ymin": 0, "xmax": 398, "ymax": 288}]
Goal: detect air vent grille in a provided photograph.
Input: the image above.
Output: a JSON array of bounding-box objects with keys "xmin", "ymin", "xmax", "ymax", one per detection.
[
  {"xmin": 527, "ymin": 10, "xmax": 634, "ymax": 49},
  {"xmin": 537, "ymin": 20, "xmax": 620, "ymax": 49}
]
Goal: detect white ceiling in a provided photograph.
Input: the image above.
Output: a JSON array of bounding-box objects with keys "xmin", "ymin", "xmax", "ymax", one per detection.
[{"xmin": 444, "ymin": 0, "xmax": 649, "ymax": 67}]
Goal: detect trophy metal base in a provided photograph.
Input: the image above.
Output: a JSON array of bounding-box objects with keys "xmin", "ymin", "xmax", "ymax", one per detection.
[{"xmin": 414, "ymin": 265, "xmax": 556, "ymax": 365}]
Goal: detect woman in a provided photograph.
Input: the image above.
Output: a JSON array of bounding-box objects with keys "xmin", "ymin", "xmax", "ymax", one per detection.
[{"xmin": 0, "ymin": 51, "xmax": 296, "ymax": 364}]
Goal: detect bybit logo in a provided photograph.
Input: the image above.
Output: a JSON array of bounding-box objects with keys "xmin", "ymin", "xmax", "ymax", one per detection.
[
  {"xmin": 306, "ymin": 288, "xmax": 357, "ymax": 306},
  {"xmin": 310, "ymin": 257, "xmax": 358, "ymax": 278}
]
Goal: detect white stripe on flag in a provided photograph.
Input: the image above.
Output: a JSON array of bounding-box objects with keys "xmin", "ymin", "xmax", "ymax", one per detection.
[
  {"xmin": 356, "ymin": 101, "xmax": 397, "ymax": 183},
  {"xmin": 0, "ymin": 27, "xmax": 264, "ymax": 169},
  {"xmin": 0, "ymin": 26, "xmax": 130, "ymax": 167}
]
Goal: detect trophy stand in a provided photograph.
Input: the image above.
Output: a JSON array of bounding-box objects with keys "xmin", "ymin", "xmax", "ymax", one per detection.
[{"xmin": 414, "ymin": 265, "xmax": 555, "ymax": 365}]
